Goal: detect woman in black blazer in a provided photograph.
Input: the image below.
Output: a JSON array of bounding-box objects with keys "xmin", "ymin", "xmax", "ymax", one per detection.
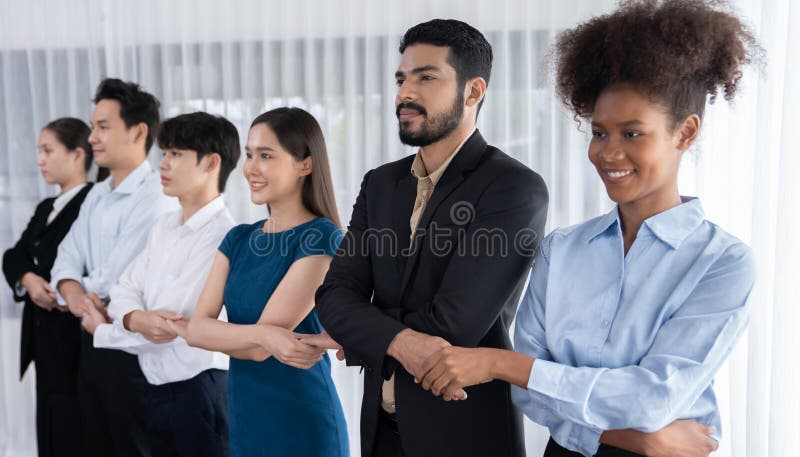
[{"xmin": 3, "ymin": 118, "xmax": 100, "ymax": 457}]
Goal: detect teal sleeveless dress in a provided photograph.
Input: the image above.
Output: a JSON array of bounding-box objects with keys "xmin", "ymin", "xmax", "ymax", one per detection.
[{"xmin": 218, "ymin": 217, "xmax": 349, "ymax": 457}]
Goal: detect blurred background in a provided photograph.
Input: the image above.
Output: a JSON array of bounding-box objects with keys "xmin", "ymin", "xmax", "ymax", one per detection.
[{"xmin": 1, "ymin": 0, "xmax": 797, "ymax": 455}]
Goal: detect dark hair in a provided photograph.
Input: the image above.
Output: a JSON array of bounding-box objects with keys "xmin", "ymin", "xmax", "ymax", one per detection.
[
  {"xmin": 400, "ymin": 19, "xmax": 493, "ymax": 111},
  {"xmin": 250, "ymin": 108, "xmax": 340, "ymax": 227},
  {"xmin": 157, "ymin": 112, "xmax": 241, "ymax": 193},
  {"xmin": 93, "ymin": 78, "xmax": 161, "ymax": 152},
  {"xmin": 43, "ymin": 117, "xmax": 109, "ymax": 180},
  {"xmin": 554, "ymin": 0, "xmax": 762, "ymax": 127}
]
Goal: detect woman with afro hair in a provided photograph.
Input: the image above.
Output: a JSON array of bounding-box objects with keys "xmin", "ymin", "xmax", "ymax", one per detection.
[{"xmin": 414, "ymin": 1, "xmax": 762, "ymax": 456}]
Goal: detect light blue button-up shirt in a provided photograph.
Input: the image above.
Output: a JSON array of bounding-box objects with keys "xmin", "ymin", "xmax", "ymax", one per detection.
[
  {"xmin": 50, "ymin": 160, "xmax": 177, "ymax": 301},
  {"xmin": 512, "ymin": 198, "xmax": 755, "ymax": 456}
]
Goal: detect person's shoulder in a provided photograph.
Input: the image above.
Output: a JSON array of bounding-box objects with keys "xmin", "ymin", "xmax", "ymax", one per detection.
[
  {"xmin": 307, "ymin": 217, "xmax": 343, "ymax": 242},
  {"xmin": 308, "ymin": 217, "xmax": 339, "ymax": 232},
  {"xmin": 541, "ymin": 214, "xmax": 610, "ymax": 256},
  {"xmin": 294, "ymin": 218, "xmax": 342, "ymax": 258},
  {"xmin": 226, "ymin": 220, "xmax": 260, "ymax": 240},
  {"xmin": 699, "ymin": 221, "xmax": 755, "ymax": 276},
  {"xmin": 367, "ymin": 154, "xmax": 416, "ymax": 183},
  {"xmin": 481, "ymin": 145, "xmax": 545, "ymax": 190},
  {"xmin": 211, "ymin": 206, "xmax": 237, "ymax": 233},
  {"xmin": 219, "ymin": 220, "xmax": 261, "ymax": 257}
]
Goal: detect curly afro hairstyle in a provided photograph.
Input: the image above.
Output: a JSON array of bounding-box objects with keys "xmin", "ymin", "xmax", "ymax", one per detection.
[{"xmin": 554, "ymin": 0, "xmax": 762, "ymax": 127}]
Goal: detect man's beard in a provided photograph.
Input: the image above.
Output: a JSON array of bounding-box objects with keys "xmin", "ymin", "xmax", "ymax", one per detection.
[{"xmin": 397, "ymin": 90, "xmax": 464, "ymax": 147}]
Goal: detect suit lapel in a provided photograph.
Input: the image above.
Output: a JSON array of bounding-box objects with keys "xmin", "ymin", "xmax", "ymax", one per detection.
[
  {"xmin": 397, "ymin": 130, "xmax": 488, "ymax": 297},
  {"xmin": 392, "ymin": 173, "xmax": 416, "ymax": 273},
  {"xmin": 41, "ymin": 183, "xmax": 92, "ymax": 234}
]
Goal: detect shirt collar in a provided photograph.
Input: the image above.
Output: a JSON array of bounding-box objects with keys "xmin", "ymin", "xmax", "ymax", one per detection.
[
  {"xmin": 410, "ymin": 127, "xmax": 476, "ymax": 187},
  {"xmin": 585, "ymin": 197, "xmax": 704, "ymax": 249},
  {"xmin": 52, "ymin": 183, "xmax": 87, "ymax": 214},
  {"xmin": 170, "ymin": 196, "xmax": 227, "ymax": 232},
  {"xmin": 112, "ymin": 160, "xmax": 153, "ymax": 195},
  {"xmin": 585, "ymin": 207, "xmax": 622, "ymax": 243},
  {"xmin": 642, "ymin": 197, "xmax": 704, "ymax": 249}
]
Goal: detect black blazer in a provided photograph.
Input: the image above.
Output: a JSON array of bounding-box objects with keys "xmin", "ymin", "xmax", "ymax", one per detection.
[
  {"xmin": 317, "ymin": 131, "xmax": 548, "ymax": 457},
  {"xmin": 3, "ymin": 183, "xmax": 93, "ymax": 379}
]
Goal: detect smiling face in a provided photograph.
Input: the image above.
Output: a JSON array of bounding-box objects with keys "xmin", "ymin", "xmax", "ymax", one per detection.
[
  {"xmin": 243, "ymin": 123, "xmax": 311, "ymax": 206},
  {"xmin": 589, "ymin": 84, "xmax": 695, "ymax": 210},
  {"xmin": 36, "ymin": 128, "xmax": 85, "ymax": 186},
  {"xmin": 394, "ymin": 44, "xmax": 465, "ymax": 147}
]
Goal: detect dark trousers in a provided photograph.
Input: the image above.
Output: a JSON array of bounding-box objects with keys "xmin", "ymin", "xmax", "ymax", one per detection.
[
  {"xmin": 77, "ymin": 331, "xmax": 151, "ymax": 457},
  {"xmin": 372, "ymin": 410, "xmax": 405, "ymax": 457},
  {"xmin": 146, "ymin": 369, "xmax": 229, "ymax": 457},
  {"xmin": 544, "ymin": 438, "xmax": 645, "ymax": 457},
  {"xmin": 32, "ymin": 310, "xmax": 83, "ymax": 457}
]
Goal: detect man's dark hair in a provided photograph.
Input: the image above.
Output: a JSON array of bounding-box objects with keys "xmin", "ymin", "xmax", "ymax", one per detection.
[
  {"xmin": 93, "ymin": 78, "xmax": 161, "ymax": 152},
  {"xmin": 157, "ymin": 112, "xmax": 241, "ymax": 193},
  {"xmin": 399, "ymin": 19, "xmax": 493, "ymax": 111}
]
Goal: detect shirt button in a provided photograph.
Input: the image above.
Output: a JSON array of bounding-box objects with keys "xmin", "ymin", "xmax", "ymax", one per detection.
[{"xmin": 601, "ymin": 320, "xmax": 610, "ymax": 328}]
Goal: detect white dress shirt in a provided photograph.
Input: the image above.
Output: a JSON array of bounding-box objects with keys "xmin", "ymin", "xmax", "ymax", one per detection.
[
  {"xmin": 50, "ymin": 160, "xmax": 178, "ymax": 301},
  {"xmin": 47, "ymin": 183, "xmax": 87, "ymax": 224},
  {"xmin": 93, "ymin": 196, "xmax": 232, "ymax": 385}
]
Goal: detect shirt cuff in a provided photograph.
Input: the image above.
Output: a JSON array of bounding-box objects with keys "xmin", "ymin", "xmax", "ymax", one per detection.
[
  {"xmin": 14, "ymin": 281, "xmax": 27, "ymax": 298},
  {"xmin": 107, "ymin": 300, "xmax": 143, "ymax": 324},
  {"xmin": 567, "ymin": 423, "xmax": 602, "ymax": 456},
  {"xmin": 528, "ymin": 358, "xmax": 568, "ymax": 394},
  {"xmin": 92, "ymin": 323, "xmax": 114, "ymax": 348},
  {"xmin": 529, "ymin": 359, "xmax": 605, "ymax": 406}
]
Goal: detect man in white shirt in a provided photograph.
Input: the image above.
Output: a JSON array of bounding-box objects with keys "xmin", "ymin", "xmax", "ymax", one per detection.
[
  {"xmin": 81, "ymin": 112, "xmax": 240, "ymax": 457},
  {"xmin": 51, "ymin": 79, "xmax": 177, "ymax": 457}
]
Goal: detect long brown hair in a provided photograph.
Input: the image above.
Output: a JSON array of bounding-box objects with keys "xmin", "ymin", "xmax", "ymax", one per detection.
[{"xmin": 250, "ymin": 108, "xmax": 340, "ymax": 227}]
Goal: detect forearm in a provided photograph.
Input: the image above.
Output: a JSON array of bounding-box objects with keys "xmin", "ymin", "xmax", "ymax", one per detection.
[
  {"xmin": 225, "ymin": 347, "xmax": 270, "ymax": 361},
  {"xmin": 487, "ymin": 349, "xmax": 535, "ymax": 389},
  {"xmin": 58, "ymin": 279, "xmax": 86, "ymax": 304},
  {"xmin": 317, "ymin": 285, "xmax": 406, "ymax": 370},
  {"xmin": 94, "ymin": 322, "xmax": 160, "ymax": 355},
  {"xmin": 600, "ymin": 430, "xmax": 651, "ymax": 456},
  {"xmin": 186, "ymin": 317, "xmax": 270, "ymax": 360}
]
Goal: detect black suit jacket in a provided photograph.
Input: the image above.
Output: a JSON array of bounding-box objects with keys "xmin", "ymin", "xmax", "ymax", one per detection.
[
  {"xmin": 3, "ymin": 183, "xmax": 92, "ymax": 380},
  {"xmin": 316, "ymin": 131, "xmax": 548, "ymax": 457}
]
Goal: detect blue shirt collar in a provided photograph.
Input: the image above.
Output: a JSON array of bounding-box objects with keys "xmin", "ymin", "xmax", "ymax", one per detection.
[
  {"xmin": 586, "ymin": 197, "xmax": 705, "ymax": 249},
  {"xmin": 112, "ymin": 160, "xmax": 153, "ymax": 195}
]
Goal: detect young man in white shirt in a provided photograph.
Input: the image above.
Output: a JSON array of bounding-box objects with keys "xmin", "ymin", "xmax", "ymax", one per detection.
[
  {"xmin": 81, "ymin": 112, "xmax": 241, "ymax": 457},
  {"xmin": 51, "ymin": 78, "xmax": 177, "ymax": 457}
]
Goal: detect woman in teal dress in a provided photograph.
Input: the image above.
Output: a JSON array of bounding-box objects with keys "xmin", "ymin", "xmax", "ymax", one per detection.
[{"xmin": 175, "ymin": 107, "xmax": 349, "ymax": 457}]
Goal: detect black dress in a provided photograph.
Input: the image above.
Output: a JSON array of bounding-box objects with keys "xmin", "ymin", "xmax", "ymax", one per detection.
[{"xmin": 3, "ymin": 183, "xmax": 92, "ymax": 457}]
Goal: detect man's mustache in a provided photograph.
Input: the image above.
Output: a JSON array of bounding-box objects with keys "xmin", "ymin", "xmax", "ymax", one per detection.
[{"xmin": 396, "ymin": 102, "xmax": 427, "ymax": 118}]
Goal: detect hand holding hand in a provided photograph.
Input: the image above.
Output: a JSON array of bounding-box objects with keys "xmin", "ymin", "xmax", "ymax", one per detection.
[
  {"xmin": 80, "ymin": 301, "xmax": 109, "ymax": 334},
  {"xmin": 387, "ymin": 329, "xmax": 467, "ymax": 400},
  {"xmin": 20, "ymin": 272, "xmax": 58, "ymax": 311},
  {"xmin": 259, "ymin": 325, "xmax": 327, "ymax": 369},
  {"xmin": 163, "ymin": 316, "xmax": 188, "ymax": 339},
  {"xmin": 419, "ymin": 347, "xmax": 496, "ymax": 401},
  {"xmin": 297, "ymin": 331, "xmax": 346, "ymax": 361},
  {"xmin": 126, "ymin": 310, "xmax": 182, "ymax": 344}
]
